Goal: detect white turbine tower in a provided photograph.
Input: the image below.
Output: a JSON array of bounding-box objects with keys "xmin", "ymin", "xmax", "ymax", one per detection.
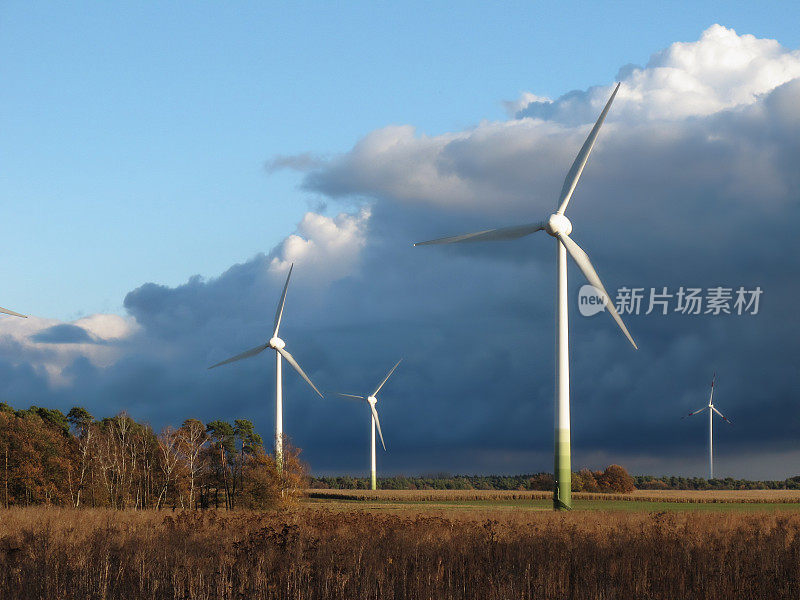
[
  {"xmin": 338, "ymin": 359, "xmax": 401, "ymax": 490},
  {"xmin": 208, "ymin": 264, "xmax": 323, "ymax": 471},
  {"xmin": 682, "ymin": 373, "xmax": 732, "ymax": 480},
  {"xmin": 415, "ymin": 83, "xmax": 636, "ymax": 510}
]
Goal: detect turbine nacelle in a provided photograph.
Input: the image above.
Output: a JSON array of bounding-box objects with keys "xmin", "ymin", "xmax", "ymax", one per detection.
[
  {"xmin": 367, "ymin": 395, "xmax": 378, "ymax": 406},
  {"xmin": 269, "ymin": 336, "xmax": 286, "ymax": 350},
  {"xmin": 546, "ymin": 213, "xmax": 573, "ymax": 237}
]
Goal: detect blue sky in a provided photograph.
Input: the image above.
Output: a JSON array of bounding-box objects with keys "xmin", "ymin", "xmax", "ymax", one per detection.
[
  {"xmin": 2, "ymin": 1, "xmax": 798, "ymax": 320},
  {"xmin": 2, "ymin": 3, "xmax": 800, "ymax": 479}
]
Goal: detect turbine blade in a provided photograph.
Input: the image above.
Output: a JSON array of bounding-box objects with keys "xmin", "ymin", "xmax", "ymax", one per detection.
[
  {"xmin": 682, "ymin": 406, "xmax": 708, "ymax": 419},
  {"xmin": 208, "ymin": 343, "xmax": 269, "ymax": 369},
  {"xmin": 709, "ymin": 373, "xmax": 716, "ymax": 405},
  {"xmin": 372, "ymin": 359, "xmax": 402, "ymax": 397},
  {"xmin": 558, "ymin": 232, "xmax": 637, "ymax": 349},
  {"xmin": 414, "ymin": 221, "xmax": 546, "ymax": 246},
  {"xmin": 556, "ymin": 82, "xmax": 620, "ymax": 215},
  {"xmin": 0, "ymin": 306, "xmax": 26, "ymax": 318},
  {"xmin": 370, "ymin": 403, "xmax": 386, "ymax": 451},
  {"xmin": 273, "ymin": 263, "xmax": 294, "ymax": 337},
  {"xmin": 277, "ymin": 346, "xmax": 324, "ymax": 398},
  {"xmin": 337, "ymin": 393, "xmax": 366, "ymax": 401},
  {"xmin": 711, "ymin": 406, "xmax": 732, "ymax": 424}
]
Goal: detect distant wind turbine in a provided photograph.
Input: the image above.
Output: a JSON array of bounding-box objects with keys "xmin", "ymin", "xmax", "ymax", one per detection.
[
  {"xmin": 415, "ymin": 83, "xmax": 636, "ymax": 510},
  {"xmin": 682, "ymin": 373, "xmax": 732, "ymax": 480},
  {"xmin": 338, "ymin": 359, "xmax": 402, "ymax": 490},
  {"xmin": 208, "ymin": 264, "xmax": 323, "ymax": 472},
  {"xmin": 0, "ymin": 306, "xmax": 26, "ymax": 318}
]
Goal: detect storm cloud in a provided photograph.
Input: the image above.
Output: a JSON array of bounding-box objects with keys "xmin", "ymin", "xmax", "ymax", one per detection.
[{"xmin": 1, "ymin": 25, "xmax": 798, "ymax": 479}]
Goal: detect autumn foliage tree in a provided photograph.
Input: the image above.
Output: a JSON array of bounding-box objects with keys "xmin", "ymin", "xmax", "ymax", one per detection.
[
  {"xmin": 597, "ymin": 464, "xmax": 636, "ymax": 493},
  {"xmin": 0, "ymin": 403, "xmax": 75, "ymax": 506},
  {"xmin": 237, "ymin": 436, "xmax": 309, "ymax": 508},
  {"xmin": 572, "ymin": 465, "xmax": 636, "ymax": 493},
  {"xmin": 572, "ymin": 469, "xmax": 600, "ymax": 493},
  {"xmin": 0, "ymin": 400, "xmax": 306, "ymax": 510}
]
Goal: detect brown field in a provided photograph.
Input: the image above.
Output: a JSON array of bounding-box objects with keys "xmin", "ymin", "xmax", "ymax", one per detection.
[
  {"xmin": 629, "ymin": 489, "xmax": 800, "ymax": 501},
  {"xmin": 1, "ymin": 504, "xmax": 800, "ymax": 599},
  {"xmin": 308, "ymin": 487, "xmax": 800, "ymax": 503}
]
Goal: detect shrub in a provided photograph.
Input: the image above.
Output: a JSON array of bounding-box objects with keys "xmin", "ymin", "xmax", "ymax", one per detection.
[{"xmin": 597, "ymin": 464, "xmax": 636, "ymax": 493}]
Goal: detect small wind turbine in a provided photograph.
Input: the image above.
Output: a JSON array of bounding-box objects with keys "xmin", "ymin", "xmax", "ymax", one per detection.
[
  {"xmin": 0, "ymin": 306, "xmax": 26, "ymax": 318},
  {"xmin": 415, "ymin": 83, "xmax": 636, "ymax": 510},
  {"xmin": 338, "ymin": 359, "xmax": 402, "ymax": 490},
  {"xmin": 682, "ymin": 373, "xmax": 732, "ymax": 480},
  {"xmin": 208, "ymin": 264, "xmax": 323, "ymax": 472}
]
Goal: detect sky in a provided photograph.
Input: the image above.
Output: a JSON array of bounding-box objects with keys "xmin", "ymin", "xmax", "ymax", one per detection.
[{"xmin": 1, "ymin": 2, "xmax": 800, "ymax": 479}]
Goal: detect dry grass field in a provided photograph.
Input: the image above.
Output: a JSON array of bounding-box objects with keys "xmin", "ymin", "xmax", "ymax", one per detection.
[
  {"xmin": 1, "ymin": 503, "xmax": 799, "ymax": 599},
  {"xmin": 628, "ymin": 489, "xmax": 800, "ymax": 501},
  {"xmin": 308, "ymin": 487, "xmax": 800, "ymax": 504}
]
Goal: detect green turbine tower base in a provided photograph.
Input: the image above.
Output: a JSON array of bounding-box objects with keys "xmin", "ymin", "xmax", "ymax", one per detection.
[{"xmin": 554, "ymin": 428, "xmax": 572, "ymax": 510}]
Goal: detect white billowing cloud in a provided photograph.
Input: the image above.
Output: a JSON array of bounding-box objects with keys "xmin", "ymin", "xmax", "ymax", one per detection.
[
  {"xmin": 303, "ymin": 119, "xmax": 578, "ymax": 212},
  {"xmin": 73, "ymin": 314, "xmax": 138, "ymax": 341},
  {"xmin": 639, "ymin": 25, "xmax": 800, "ymax": 117},
  {"xmin": 305, "ymin": 125, "xmax": 477, "ymax": 205},
  {"xmin": 269, "ymin": 207, "xmax": 371, "ymax": 284},
  {"xmin": 515, "ymin": 25, "xmax": 800, "ymax": 123},
  {"xmin": 294, "ymin": 26, "xmax": 800, "ymax": 216}
]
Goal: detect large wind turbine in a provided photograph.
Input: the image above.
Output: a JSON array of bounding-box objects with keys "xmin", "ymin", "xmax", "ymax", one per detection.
[
  {"xmin": 682, "ymin": 373, "xmax": 732, "ymax": 480},
  {"xmin": 338, "ymin": 359, "xmax": 402, "ymax": 490},
  {"xmin": 415, "ymin": 83, "xmax": 636, "ymax": 510},
  {"xmin": 208, "ymin": 264, "xmax": 323, "ymax": 471}
]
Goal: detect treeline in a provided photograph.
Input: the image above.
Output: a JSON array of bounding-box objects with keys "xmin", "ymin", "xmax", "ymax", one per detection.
[
  {"xmin": 312, "ymin": 468, "xmax": 800, "ymax": 492},
  {"xmin": 5, "ymin": 400, "xmax": 798, "ymax": 505},
  {"xmin": 0, "ymin": 402, "xmax": 306, "ymax": 509},
  {"xmin": 311, "ymin": 465, "xmax": 637, "ymax": 493},
  {"xmin": 634, "ymin": 474, "xmax": 800, "ymax": 490}
]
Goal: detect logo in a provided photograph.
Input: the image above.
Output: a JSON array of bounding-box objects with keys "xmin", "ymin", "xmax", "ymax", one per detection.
[
  {"xmin": 577, "ymin": 285, "xmax": 762, "ymax": 317},
  {"xmin": 578, "ymin": 284, "xmax": 606, "ymax": 316}
]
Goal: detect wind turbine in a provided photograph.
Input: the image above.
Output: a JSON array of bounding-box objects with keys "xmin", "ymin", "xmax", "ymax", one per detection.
[
  {"xmin": 682, "ymin": 373, "xmax": 732, "ymax": 480},
  {"xmin": 208, "ymin": 264, "xmax": 323, "ymax": 472},
  {"xmin": 415, "ymin": 83, "xmax": 636, "ymax": 510},
  {"xmin": 338, "ymin": 359, "xmax": 402, "ymax": 490}
]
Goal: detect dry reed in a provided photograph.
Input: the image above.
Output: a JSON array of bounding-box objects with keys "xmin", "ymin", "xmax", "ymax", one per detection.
[{"xmin": 0, "ymin": 506, "xmax": 798, "ymax": 599}]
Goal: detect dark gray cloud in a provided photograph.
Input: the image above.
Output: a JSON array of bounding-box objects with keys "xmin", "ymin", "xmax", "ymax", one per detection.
[
  {"xmin": 31, "ymin": 324, "xmax": 96, "ymax": 344},
  {"xmin": 0, "ymin": 26, "xmax": 798, "ymax": 480}
]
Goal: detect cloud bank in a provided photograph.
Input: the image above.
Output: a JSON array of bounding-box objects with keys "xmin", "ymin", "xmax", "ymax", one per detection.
[{"xmin": 1, "ymin": 25, "xmax": 798, "ymax": 479}]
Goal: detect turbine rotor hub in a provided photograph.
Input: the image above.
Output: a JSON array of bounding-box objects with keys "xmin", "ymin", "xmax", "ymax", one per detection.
[
  {"xmin": 368, "ymin": 396, "xmax": 377, "ymax": 405},
  {"xmin": 269, "ymin": 337, "xmax": 286, "ymax": 350},
  {"xmin": 546, "ymin": 213, "xmax": 573, "ymax": 237}
]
